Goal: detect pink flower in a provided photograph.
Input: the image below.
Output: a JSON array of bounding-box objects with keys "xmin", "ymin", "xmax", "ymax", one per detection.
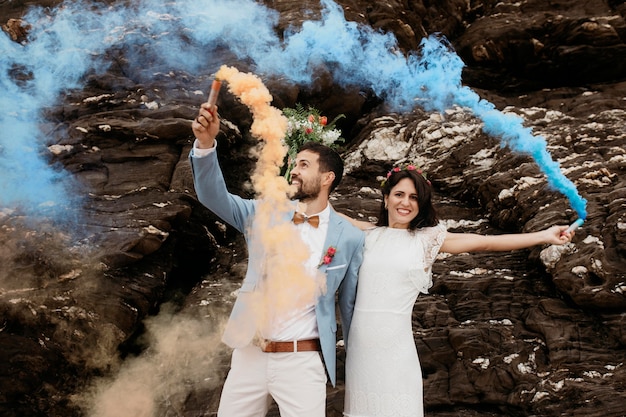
[
  {"xmin": 382, "ymin": 163, "xmax": 430, "ymax": 187},
  {"xmin": 320, "ymin": 116, "xmax": 327, "ymax": 126},
  {"xmin": 305, "ymin": 127, "xmax": 313, "ymax": 134},
  {"xmin": 308, "ymin": 114, "xmax": 315, "ymax": 123},
  {"xmin": 319, "ymin": 246, "xmax": 337, "ymax": 266}
]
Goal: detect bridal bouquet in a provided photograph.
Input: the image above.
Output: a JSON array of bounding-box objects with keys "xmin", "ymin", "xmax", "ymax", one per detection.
[{"xmin": 281, "ymin": 104, "xmax": 345, "ymax": 180}]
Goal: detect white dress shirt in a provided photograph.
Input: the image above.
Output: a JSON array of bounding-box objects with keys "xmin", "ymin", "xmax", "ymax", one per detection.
[
  {"xmin": 192, "ymin": 139, "xmax": 329, "ymax": 342},
  {"xmin": 266, "ymin": 205, "xmax": 329, "ymax": 341}
]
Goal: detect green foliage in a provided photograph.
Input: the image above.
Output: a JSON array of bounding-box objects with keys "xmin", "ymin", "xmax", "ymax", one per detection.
[{"xmin": 282, "ymin": 104, "xmax": 345, "ymax": 179}]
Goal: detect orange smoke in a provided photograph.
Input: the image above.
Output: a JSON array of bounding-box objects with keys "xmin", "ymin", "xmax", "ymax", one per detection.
[{"xmin": 215, "ymin": 65, "xmax": 324, "ymax": 331}]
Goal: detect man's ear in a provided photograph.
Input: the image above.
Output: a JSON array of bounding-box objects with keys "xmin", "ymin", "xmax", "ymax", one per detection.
[{"xmin": 322, "ymin": 171, "xmax": 335, "ymax": 187}]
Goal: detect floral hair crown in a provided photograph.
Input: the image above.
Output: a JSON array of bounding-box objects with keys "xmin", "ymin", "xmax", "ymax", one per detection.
[{"xmin": 381, "ymin": 163, "xmax": 431, "ymax": 187}]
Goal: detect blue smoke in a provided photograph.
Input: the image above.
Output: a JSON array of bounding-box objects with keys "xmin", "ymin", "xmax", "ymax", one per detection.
[
  {"xmin": 0, "ymin": 0, "xmax": 586, "ymax": 221},
  {"xmin": 412, "ymin": 36, "xmax": 588, "ymax": 219},
  {"xmin": 1, "ymin": 3, "xmax": 122, "ymax": 219}
]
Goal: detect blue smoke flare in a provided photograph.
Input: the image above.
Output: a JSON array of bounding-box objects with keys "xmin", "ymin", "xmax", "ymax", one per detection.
[{"xmin": 0, "ymin": 0, "xmax": 586, "ymax": 221}]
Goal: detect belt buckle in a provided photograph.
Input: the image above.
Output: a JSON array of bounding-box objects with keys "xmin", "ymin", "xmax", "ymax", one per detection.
[{"xmin": 293, "ymin": 340, "xmax": 298, "ymax": 353}]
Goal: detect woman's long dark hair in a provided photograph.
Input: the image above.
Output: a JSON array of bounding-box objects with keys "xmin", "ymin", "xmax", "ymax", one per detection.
[{"xmin": 376, "ymin": 169, "xmax": 438, "ymax": 230}]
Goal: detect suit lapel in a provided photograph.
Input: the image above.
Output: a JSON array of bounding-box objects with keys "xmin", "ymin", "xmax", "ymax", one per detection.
[{"xmin": 318, "ymin": 210, "xmax": 344, "ymax": 272}]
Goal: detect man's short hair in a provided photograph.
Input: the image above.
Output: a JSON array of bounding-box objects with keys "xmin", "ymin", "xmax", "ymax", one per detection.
[{"xmin": 298, "ymin": 141, "xmax": 343, "ymax": 193}]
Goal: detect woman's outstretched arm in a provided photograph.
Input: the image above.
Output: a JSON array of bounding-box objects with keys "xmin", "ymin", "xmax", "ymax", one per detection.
[{"xmin": 440, "ymin": 225, "xmax": 574, "ymax": 254}]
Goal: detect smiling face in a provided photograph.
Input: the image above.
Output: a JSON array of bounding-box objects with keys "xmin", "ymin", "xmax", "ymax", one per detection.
[
  {"xmin": 289, "ymin": 149, "xmax": 324, "ymax": 202},
  {"xmin": 384, "ymin": 177, "xmax": 419, "ymax": 229}
]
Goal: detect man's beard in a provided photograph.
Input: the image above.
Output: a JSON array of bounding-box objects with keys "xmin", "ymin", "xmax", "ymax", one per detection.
[
  {"xmin": 291, "ymin": 187, "xmax": 320, "ymax": 201},
  {"xmin": 290, "ymin": 177, "xmax": 321, "ymax": 202}
]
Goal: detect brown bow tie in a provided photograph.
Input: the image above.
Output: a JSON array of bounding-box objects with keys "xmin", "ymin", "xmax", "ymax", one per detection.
[{"xmin": 292, "ymin": 212, "xmax": 320, "ymax": 228}]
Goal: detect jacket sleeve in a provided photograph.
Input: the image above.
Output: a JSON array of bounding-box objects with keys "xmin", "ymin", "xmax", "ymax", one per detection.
[
  {"xmin": 188, "ymin": 149, "xmax": 255, "ymax": 234},
  {"xmin": 337, "ymin": 226, "xmax": 365, "ymax": 348}
]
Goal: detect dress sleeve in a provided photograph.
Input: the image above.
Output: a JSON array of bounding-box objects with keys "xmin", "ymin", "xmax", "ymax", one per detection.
[
  {"xmin": 423, "ymin": 222, "xmax": 447, "ymax": 268},
  {"xmin": 410, "ymin": 223, "xmax": 447, "ymax": 295}
]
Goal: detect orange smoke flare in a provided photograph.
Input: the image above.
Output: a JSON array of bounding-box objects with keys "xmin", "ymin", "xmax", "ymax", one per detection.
[
  {"xmin": 207, "ymin": 79, "xmax": 222, "ymax": 108},
  {"xmin": 214, "ymin": 65, "xmax": 326, "ymax": 333}
]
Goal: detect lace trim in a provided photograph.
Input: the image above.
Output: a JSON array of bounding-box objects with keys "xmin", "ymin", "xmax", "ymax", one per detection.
[
  {"xmin": 424, "ymin": 223, "xmax": 447, "ymax": 267},
  {"xmin": 415, "ymin": 223, "xmax": 447, "ymax": 295}
]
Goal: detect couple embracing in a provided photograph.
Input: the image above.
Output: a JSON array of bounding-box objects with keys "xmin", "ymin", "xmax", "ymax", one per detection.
[{"xmin": 190, "ymin": 102, "xmax": 575, "ymax": 417}]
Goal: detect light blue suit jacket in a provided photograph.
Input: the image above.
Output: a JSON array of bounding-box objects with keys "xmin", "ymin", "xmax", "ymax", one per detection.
[{"xmin": 189, "ymin": 148, "xmax": 364, "ymax": 386}]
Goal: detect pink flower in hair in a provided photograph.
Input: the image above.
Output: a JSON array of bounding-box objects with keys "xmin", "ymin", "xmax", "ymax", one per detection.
[{"xmin": 381, "ymin": 163, "xmax": 430, "ymax": 187}]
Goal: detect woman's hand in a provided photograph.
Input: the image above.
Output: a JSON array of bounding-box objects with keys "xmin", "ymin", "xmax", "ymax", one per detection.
[{"xmin": 546, "ymin": 225, "xmax": 575, "ymax": 245}]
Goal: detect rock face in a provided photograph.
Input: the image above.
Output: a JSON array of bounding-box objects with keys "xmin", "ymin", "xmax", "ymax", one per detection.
[{"xmin": 0, "ymin": 1, "xmax": 625, "ymax": 416}]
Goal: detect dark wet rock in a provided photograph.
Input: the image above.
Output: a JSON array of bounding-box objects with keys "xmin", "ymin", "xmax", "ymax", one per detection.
[{"xmin": 0, "ymin": 1, "xmax": 625, "ymax": 416}]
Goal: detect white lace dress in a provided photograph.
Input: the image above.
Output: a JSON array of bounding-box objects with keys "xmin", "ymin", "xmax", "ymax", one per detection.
[{"xmin": 344, "ymin": 224, "xmax": 447, "ymax": 417}]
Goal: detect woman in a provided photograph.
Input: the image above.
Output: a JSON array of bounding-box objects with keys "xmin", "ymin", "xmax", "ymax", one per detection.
[{"xmin": 341, "ymin": 164, "xmax": 574, "ymax": 417}]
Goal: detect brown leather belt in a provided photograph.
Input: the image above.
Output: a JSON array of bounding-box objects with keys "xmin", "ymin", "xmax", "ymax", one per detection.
[{"xmin": 260, "ymin": 339, "xmax": 321, "ymax": 353}]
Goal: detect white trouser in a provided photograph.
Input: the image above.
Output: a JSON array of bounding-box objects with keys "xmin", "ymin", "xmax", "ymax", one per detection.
[{"xmin": 217, "ymin": 344, "xmax": 327, "ymax": 417}]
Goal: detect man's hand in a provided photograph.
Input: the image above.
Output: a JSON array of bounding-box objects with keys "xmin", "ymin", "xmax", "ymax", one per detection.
[{"xmin": 192, "ymin": 103, "xmax": 220, "ymax": 149}]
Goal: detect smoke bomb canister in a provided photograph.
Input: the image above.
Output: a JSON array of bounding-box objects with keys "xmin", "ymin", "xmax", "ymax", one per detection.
[
  {"xmin": 565, "ymin": 218, "xmax": 584, "ymax": 234},
  {"xmin": 208, "ymin": 79, "xmax": 222, "ymax": 107}
]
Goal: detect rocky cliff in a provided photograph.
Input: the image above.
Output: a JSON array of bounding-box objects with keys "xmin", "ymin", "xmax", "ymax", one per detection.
[{"xmin": 1, "ymin": 0, "xmax": 624, "ymax": 416}]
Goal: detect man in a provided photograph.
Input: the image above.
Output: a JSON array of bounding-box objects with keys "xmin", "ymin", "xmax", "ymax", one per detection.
[{"xmin": 189, "ymin": 101, "xmax": 364, "ymax": 417}]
